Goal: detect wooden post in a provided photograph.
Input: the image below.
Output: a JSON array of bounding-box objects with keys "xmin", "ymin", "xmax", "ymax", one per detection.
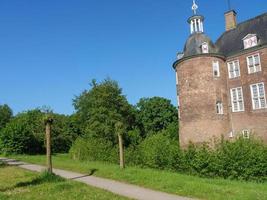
[
  {"xmin": 118, "ymin": 133, "xmax": 125, "ymax": 169},
  {"xmin": 115, "ymin": 122, "xmax": 125, "ymax": 169},
  {"xmin": 45, "ymin": 117, "xmax": 53, "ymax": 173}
]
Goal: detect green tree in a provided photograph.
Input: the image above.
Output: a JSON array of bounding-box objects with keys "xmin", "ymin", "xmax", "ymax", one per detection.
[
  {"xmin": 73, "ymin": 79, "xmax": 136, "ymax": 145},
  {"xmin": 136, "ymin": 97, "xmax": 178, "ymax": 137},
  {"xmin": 0, "ymin": 109, "xmax": 44, "ymax": 154},
  {"xmin": 0, "ymin": 109, "xmax": 78, "ymax": 155},
  {"xmin": 0, "ymin": 104, "xmax": 13, "ymax": 130}
]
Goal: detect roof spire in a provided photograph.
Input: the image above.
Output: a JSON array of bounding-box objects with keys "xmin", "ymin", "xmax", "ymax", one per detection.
[
  {"xmin": 192, "ymin": 0, "xmax": 198, "ymax": 15},
  {"xmin": 227, "ymin": 0, "xmax": 231, "ymax": 10}
]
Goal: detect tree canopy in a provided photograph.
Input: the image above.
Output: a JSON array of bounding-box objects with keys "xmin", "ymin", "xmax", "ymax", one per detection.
[
  {"xmin": 0, "ymin": 104, "xmax": 13, "ymax": 130},
  {"xmin": 73, "ymin": 79, "xmax": 136, "ymax": 145},
  {"xmin": 0, "ymin": 109, "xmax": 79, "ymax": 155},
  {"xmin": 136, "ymin": 97, "xmax": 178, "ymax": 137}
]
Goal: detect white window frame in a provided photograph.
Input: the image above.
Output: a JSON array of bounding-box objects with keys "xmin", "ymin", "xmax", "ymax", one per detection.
[
  {"xmin": 243, "ymin": 34, "xmax": 258, "ymax": 49},
  {"xmin": 247, "ymin": 53, "xmax": 261, "ymax": 74},
  {"xmin": 201, "ymin": 42, "xmax": 209, "ymax": 54},
  {"xmin": 212, "ymin": 61, "xmax": 220, "ymax": 77},
  {"xmin": 230, "ymin": 87, "xmax": 245, "ymax": 112},
  {"xmin": 216, "ymin": 101, "xmax": 223, "ymax": 115},
  {"xmin": 229, "ymin": 131, "xmax": 234, "ymax": 138},
  {"xmin": 250, "ymin": 82, "xmax": 267, "ymax": 110},
  {"xmin": 175, "ymin": 71, "xmax": 179, "ymax": 85},
  {"xmin": 242, "ymin": 130, "xmax": 250, "ymax": 139},
  {"xmin": 227, "ymin": 60, "xmax": 240, "ymax": 79}
]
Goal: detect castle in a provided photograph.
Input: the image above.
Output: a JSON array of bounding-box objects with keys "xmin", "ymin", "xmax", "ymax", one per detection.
[{"xmin": 173, "ymin": 1, "xmax": 267, "ymax": 147}]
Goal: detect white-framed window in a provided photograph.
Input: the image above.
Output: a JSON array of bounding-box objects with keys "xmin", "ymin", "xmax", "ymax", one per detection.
[
  {"xmin": 250, "ymin": 83, "xmax": 267, "ymax": 110},
  {"xmin": 229, "ymin": 131, "xmax": 234, "ymax": 138},
  {"xmin": 175, "ymin": 71, "xmax": 179, "ymax": 85},
  {"xmin": 212, "ymin": 61, "xmax": 220, "ymax": 77},
  {"xmin": 201, "ymin": 42, "xmax": 209, "ymax": 53},
  {"xmin": 228, "ymin": 60, "xmax": 240, "ymax": 79},
  {"xmin": 230, "ymin": 87, "xmax": 244, "ymax": 112},
  {"xmin": 243, "ymin": 34, "xmax": 258, "ymax": 49},
  {"xmin": 216, "ymin": 101, "xmax": 223, "ymax": 114},
  {"xmin": 242, "ymin": 130, "xmax": 250, "ymax": 139},
  {"xmin": 247, "ymin": 54, "xmax": 261, "ymax": 74}
]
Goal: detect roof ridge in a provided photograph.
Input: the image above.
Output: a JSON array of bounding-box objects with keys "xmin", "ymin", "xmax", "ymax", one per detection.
[{"xmin": 216, "ymin": 12, "xmax": 267, "ymax": 43}]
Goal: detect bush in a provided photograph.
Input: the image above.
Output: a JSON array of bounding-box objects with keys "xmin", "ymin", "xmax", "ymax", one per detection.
[
  {"xmin": 0, "ymin": 111, "xmax": 44, "ymax": 155},
  {"xmin": 69, "ymin": 136, "xmax": 118, "ymax": 163},
  {"xmin": 180, "ymin": 137, "xmax": 267, "ymax": 181},
  {"xmin": 213, "ymin": 137, "xmax": 267, "ymax": 181},
  {"xmin": 137, "ymin": 133, "xmax": 180, "ymax": 169},
  {"xmin": 0, "ymin": 109, "xmax": 79, "ymax": 155}
]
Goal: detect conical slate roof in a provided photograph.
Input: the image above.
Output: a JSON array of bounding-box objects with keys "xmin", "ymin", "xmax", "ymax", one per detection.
[{"xmin": 183, "ymin": 33, "xmax": 218, "ymax": 57}]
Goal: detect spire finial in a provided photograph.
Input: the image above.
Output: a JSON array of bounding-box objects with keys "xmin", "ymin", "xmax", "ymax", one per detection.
[
  {"xmin": 227, "ymin": 0, "xmax": 231, "ymax": 10},
  {"xmin": 192, "ymin": 0, "xmax": 198, "ymax": 15}
]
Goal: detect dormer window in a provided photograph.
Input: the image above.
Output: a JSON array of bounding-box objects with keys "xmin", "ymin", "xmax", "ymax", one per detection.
[
  {"xmin": 201, "ymin": 42, "xmax": 209, "ymax": 53},
  {"xmin": 243, "ymin": 34, "xmax": 258, "ymax": 49}
]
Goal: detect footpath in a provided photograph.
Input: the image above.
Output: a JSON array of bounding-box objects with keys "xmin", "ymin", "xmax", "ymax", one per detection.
[{"xmin": 0, "ymin": 158, "xmax": 196, "ymax": 200}]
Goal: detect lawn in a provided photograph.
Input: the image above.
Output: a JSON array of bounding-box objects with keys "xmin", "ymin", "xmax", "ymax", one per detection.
[
  {"xmin": 9, "ymin": 154, "xmax": 267, "ymax": 200},
  {"xmin": 0, "ymin": 165, "xmax": 129, "ymax": 200}
]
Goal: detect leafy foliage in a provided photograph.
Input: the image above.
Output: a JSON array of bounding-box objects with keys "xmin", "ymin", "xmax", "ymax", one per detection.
[
  {"xmin": 0, "ymin": 104, "xmax": 13, "ymax": 131},
  {"xmin": 0, "ymin": 110, "xmax": 44, "ymax": 154},
  {"xmin": 0, "ymin": 109, "xmax": 79, "ymax": 155},
  {"xmin": 133, "ymin": 135, "xmax": 267, "ymax": 182},
  {"xmin": 73, "ymin": 79, "xmax": 136, "ymax": 145},
  {"xmin": 69, "ymin": 136, "xmax": 118, "ymax": 163},
  {"xmin": 136, "ymin": 97, "xmax": 178, "ymax": 137}
]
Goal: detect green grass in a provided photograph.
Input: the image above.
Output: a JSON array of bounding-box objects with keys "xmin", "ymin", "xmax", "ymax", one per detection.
[
  {"xmin": 9, "ymin": 154, "xmax": 267, "ymax": 200},
  {"xmin": 0, "ymin": 165, "xmax": 129, "ymax": 200}
]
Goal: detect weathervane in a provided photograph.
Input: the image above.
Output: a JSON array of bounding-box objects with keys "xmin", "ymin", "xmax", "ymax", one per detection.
[
  {"xmin": 227, "ymin": 0, "xmax": 231, "ymax": 10},
  {"xmin": 192, "ymin": 0, "xmax": 198, "ymax": 15}
]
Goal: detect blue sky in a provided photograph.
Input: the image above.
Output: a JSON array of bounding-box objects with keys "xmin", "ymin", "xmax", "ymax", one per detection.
[{"xmin": 0, "ymin": 0, "xmax": 266, "ymax": 115}]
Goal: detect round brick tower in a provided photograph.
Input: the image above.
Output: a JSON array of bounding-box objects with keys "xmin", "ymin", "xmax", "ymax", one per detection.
[{"xmin": 173, "ymin": 1, "xmax": 231, "ymax": 147}]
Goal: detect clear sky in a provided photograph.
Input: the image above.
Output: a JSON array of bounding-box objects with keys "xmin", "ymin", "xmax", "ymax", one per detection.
[{"xmin": 0, "ymin": 0, "xmax": 266, "ymax": 115}]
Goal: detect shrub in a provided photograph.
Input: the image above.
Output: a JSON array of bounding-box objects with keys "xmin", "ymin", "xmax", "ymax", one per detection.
[
  {"xmin": 0, "ymin": 109, "xmax": 79, "ymax": 155},
  {"xmin": 69, "ymin": 136, "xmax": 118, "ymax": 163},
  {"xmin": 137, "ymin": 133, "xmax": 180, "ymax": 169},
  {"xmin": 0, "ymin": 112, "xmax": 43, "ymax": 155},
  {"xmin": 213, "ymin": 137, "xmax": 267, "ymax": 181}
]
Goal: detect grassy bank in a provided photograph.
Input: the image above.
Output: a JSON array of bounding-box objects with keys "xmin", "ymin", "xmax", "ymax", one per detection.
[
  {"xmin": 9, "ymin": 154, "xmax": 267, "ymax": 200},
  {"xmin": 0, "ymin": 165, "xmax": 129, "ymax": 200}
]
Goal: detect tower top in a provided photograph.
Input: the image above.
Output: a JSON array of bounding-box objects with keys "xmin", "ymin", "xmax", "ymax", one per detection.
[
  {"xmin": 188, "ymin": 0, "xmax": 204, "ymax": 34},
  {"xmin": 192, "ymin": 0, "xmax": 198, "ymax": 15}
]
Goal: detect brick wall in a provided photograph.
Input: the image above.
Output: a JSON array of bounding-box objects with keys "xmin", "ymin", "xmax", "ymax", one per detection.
[
  {"xmin": 176, "ymin": 56, "xmax": 231, "ymax": 147},
  {"xmin": 226, "ymin": 47, "xmax": 267, "ymax": 142}
]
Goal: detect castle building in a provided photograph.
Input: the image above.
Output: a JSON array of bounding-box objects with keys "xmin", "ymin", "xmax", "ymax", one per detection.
[{"xmin": 173, "ymin": 1, "xmax": 267, "ymax": 147}]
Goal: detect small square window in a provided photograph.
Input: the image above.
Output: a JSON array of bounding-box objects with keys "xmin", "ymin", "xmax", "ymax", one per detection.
[
  {"xmin": 201, "ymin": 42, "xmax": 209, "ymax": 54},
  {"xmin": 242, "ymin": 130, "xmax": 250, "ymax": 139},
  {"xmin": 229, "ymin": 131, "xmax": 234, "ymax": 138}
]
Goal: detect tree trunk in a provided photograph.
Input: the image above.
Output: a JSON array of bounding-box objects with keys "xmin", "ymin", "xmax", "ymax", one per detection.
[
  {"xmin": 45, "ymin": 122, "xmax": 52, "ymax": 173},
  {"xmin": 118, "ymin": 134, "xmax": 125, "ymax": 169}
]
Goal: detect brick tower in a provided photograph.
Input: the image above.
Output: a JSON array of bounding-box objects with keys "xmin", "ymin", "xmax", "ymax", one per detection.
[{"xmin": 173, "ymin": 1, "xmax": 267, "ymax": 147}]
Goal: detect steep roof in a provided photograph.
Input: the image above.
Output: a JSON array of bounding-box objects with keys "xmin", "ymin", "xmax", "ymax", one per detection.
[
  {"xmin": 216, "ymin": 12, "xmax": 267, "ymax": 56},
  {"xmin": 183, "ymin": 33, "xmax": 218, "ymax": 57}
]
